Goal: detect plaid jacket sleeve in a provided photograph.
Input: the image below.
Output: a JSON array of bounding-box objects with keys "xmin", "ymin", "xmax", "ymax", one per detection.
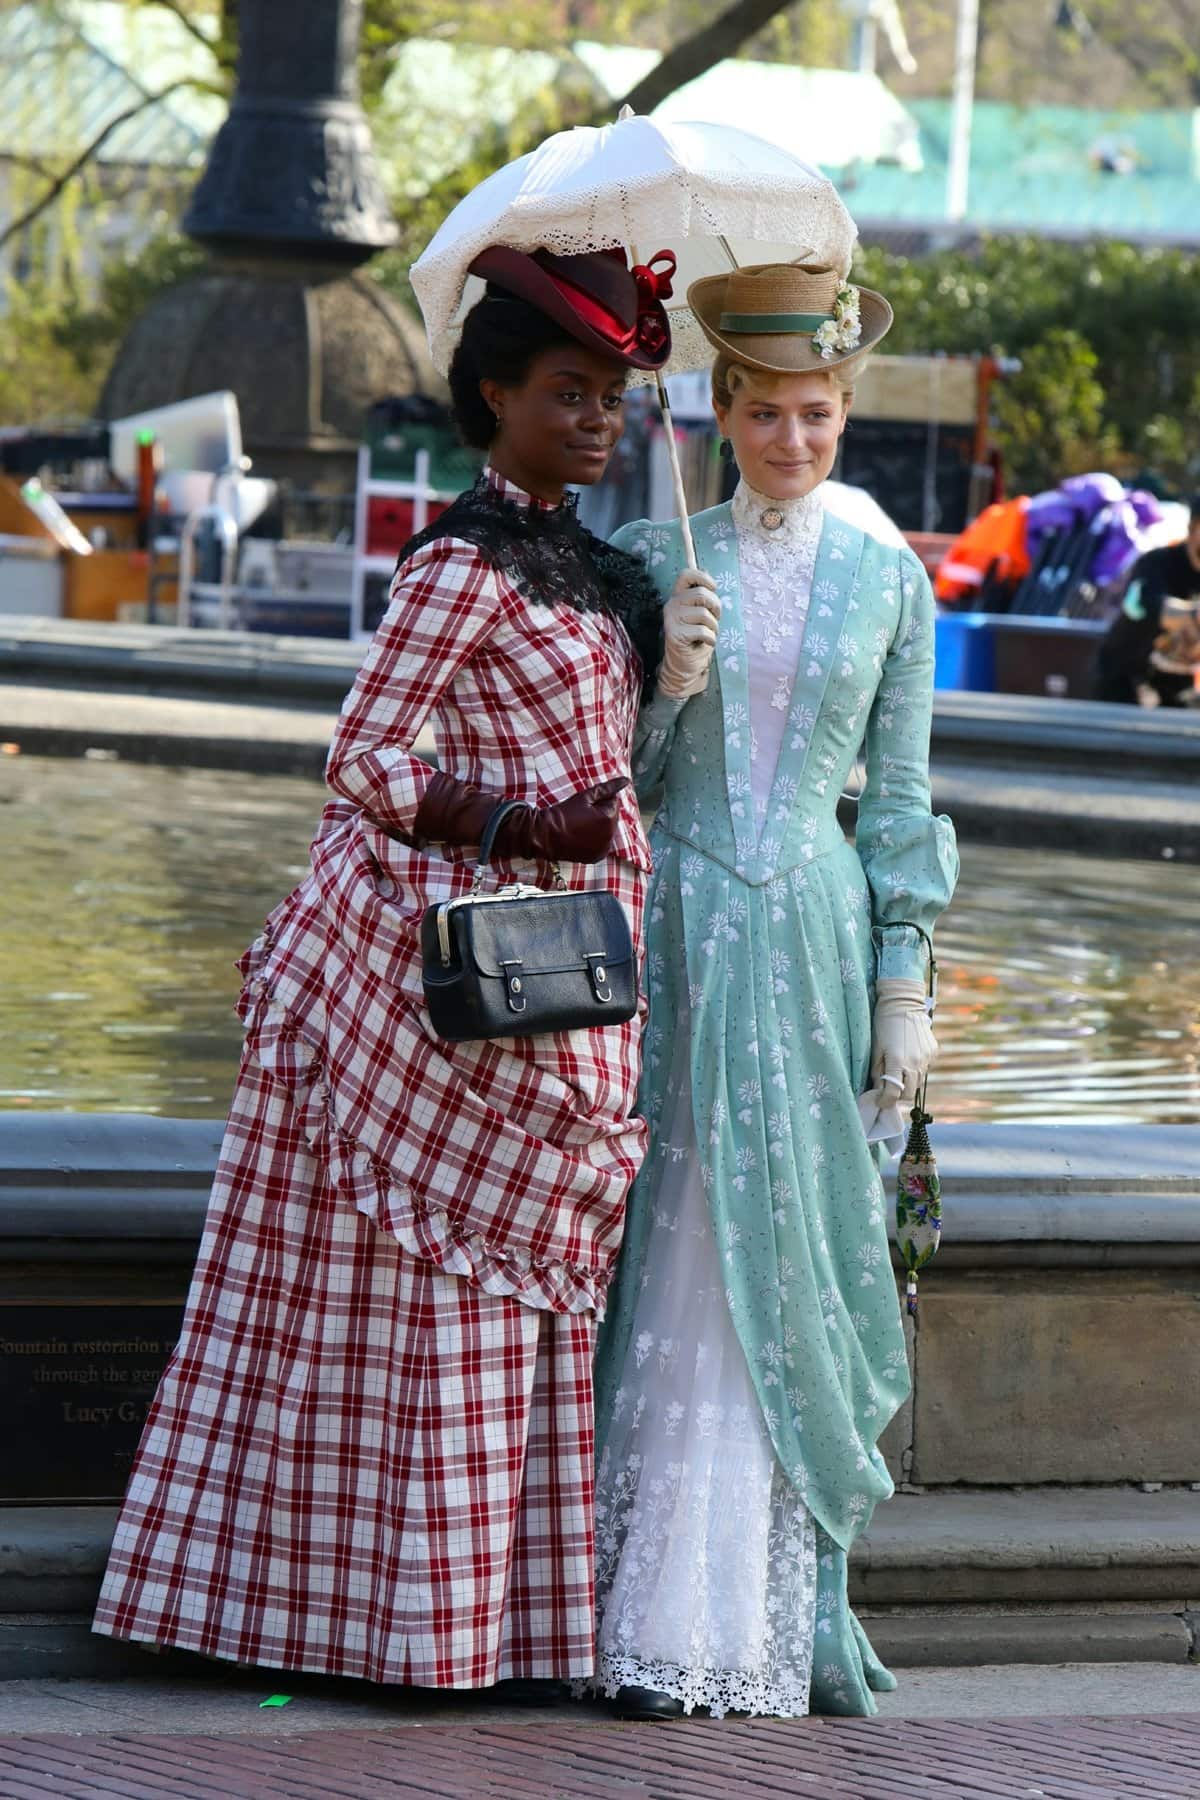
[{"xmin": 326, "ymin": 540, "xmax": 511, "ymax": 835}]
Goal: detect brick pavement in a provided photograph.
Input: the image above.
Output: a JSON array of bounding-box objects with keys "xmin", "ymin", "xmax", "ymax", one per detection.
[{"xmin": 0, "ymin": 1714, "xmax": 1198, "ymax": 1800}]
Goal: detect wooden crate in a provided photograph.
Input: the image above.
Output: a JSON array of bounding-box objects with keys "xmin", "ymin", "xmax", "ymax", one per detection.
[
  {"xmin": 852, "ymin": 356, "xmax": 978, "ymax": 426},
  {"xmin": 63, "ymin": 549, "xmax": 149, "ymax": 622}
]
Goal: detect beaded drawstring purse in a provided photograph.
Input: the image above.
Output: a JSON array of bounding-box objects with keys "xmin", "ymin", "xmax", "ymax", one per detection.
[{"xmin": 883, "ymin": 921, "xmax": 942, "ymax": 1318}]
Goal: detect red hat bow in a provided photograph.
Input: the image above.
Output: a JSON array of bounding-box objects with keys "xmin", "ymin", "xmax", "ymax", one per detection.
[{"xmin": 631, "ymin": 250, "xmax": 676, "ymax": 358}]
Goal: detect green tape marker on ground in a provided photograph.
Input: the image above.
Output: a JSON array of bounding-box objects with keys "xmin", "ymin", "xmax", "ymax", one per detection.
[{"xmin": 259, "ymin": 1694, "xmax": 292, "ymax": 1708}]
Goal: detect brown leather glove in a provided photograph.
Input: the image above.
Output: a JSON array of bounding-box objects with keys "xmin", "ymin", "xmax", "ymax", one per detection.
[{"xmin": 412, "ymin": 771, "xmax": 629, "ymax": 865}]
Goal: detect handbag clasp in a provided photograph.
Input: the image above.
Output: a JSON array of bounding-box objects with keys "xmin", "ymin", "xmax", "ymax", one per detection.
[
  {"xmin": 585, "ymin": 951, "xmax": 614, "ymax": 1003},
  {"xmin": 435, "ymin": 884, "xmax": 546, "ymax": 966},
  {"xmin": 499, "ymin": 958, "xmax": 527, "ymax": 1014}
]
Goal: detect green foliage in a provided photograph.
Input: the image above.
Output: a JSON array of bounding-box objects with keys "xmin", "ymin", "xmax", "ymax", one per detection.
[
  {"xmin": 989, "ymin": 328, "xmax": 1120, "ymax": 493},
  {"xmin": 852, "ymin": 236, "xmax": 1200, "ymax": 491},
  {"xmin": 0, "ymin": 232, "xmax": 206, "ymax": 425},
  {"xmin": 359, "ymin": 0, "xmax": 574, "ymax": 103},
  {"xmin": 59, "ymin": 232, "xmax": 207, "ymax": 379},
  {"xmin": 0, "ymin": 279, "xmax": 99, "ymax": 426},
  {"xmin": 748, "ymin": 2, "xmax": 849, "ymax": 70},
  {"xmin": 371, "ymin": 79, "xmax": 596, "ymax": 309}
]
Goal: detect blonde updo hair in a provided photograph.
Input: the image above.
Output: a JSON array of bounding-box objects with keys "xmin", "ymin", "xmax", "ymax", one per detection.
[{"xmin": 711, "ymin": 353, "xmax": 865, "ymax": 413}]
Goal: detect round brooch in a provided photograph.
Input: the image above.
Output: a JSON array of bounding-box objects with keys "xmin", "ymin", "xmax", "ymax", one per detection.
[{"xmin": 760, "ymin": 507, "xmax": 784, "ymax": 531}]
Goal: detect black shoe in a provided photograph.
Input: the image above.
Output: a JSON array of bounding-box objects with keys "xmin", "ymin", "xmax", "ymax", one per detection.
[
  {"xmin": 610, "ymin": 1684, "xmax": 686, "ymax": 1720},
  {"xmin": 488, "ymin": 1677, "xmax": 571, "ymax": 1705}
]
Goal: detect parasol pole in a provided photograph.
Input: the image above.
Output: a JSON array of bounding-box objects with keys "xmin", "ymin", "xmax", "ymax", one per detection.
[
  {"xmin": 643, "ymin": 236, "xmax": 740, "ymax": 569},
  {"xmin": 650, "ymin": 370, "xmax": 698, "ymax": 569},
  {"xmin": 620, "ymin": 103, "xmax": 703, "ymax": 569}
]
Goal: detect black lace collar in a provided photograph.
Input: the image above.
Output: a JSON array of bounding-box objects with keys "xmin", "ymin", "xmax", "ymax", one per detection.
[{"xmin": 397, "ymin": 474, "xmax": 664, "ymax": 702}]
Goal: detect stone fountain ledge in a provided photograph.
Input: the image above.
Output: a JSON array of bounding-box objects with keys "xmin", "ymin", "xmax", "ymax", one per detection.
[
  {"xmin": 0, "ymin": 680, "xmax": 340, "ymax": 780},
  {"xmin": 1, "ymin": 1115, "xmax": 1198, "ymax": 1676},
  {"xmin": 5, "ymin": 614, "xmax": 1200, "ymax": 855}
]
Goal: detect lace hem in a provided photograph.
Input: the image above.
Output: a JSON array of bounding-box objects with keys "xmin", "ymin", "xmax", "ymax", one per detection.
[
  {"xmin": 593, "ymin": 1650, "xmax": 810, "ymax": 1720},
  {"xmin": 412, "ymin": 159, "xmax": 856, "ymax": 378},
  {"xmin": 241, "ymin": 987, "xmax": 609, "ymax": 1316}
]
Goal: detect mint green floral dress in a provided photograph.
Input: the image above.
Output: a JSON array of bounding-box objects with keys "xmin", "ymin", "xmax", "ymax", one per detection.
[{"xmin": 592, "ymin": 481, "xmax": 958, "ymax": 1718}]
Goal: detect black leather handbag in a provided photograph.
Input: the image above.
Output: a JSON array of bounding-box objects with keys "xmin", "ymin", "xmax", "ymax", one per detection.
[{"xmin": 420, "ymin": 801, "xmax": 638, "ymax": 1043}]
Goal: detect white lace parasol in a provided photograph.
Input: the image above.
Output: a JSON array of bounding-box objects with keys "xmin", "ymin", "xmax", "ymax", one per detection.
[{"xmin": 411, "ymin": 113, "xmax": 858, "ymax": 379}]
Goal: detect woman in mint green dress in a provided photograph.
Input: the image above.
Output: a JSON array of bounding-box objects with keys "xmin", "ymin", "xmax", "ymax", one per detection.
[{"xmin": 591, "ymin": 263, "xmax": 959, "ymax": 1721}]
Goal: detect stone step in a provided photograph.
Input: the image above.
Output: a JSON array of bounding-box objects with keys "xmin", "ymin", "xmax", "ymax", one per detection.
[
  {"xmin": 4, "ymin": 1606, "xmax": 1192, "ymax": 1682},
  {"xmin": 1, "ymin": 1488, "xmax": 1196, "ymax": 1678},
  {"xmin": 865, "ymin": 1607, "xmax": 1195, "ymax": 1669},
  {"xmin": 854, "ymin": 1487, "xmax": 1200, "ymax": 1605}
]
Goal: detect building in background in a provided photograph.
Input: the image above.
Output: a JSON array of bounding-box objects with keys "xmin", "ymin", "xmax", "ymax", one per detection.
[
  {"xmin": 4, "ymin": 9, "xmax": 1198, "ymax": 299},
  {"xmin": 842, "ymin": 98, "xmax": 1200, "ymax": 250},
  {"xmin": 0, "ymin": 3, "xmax": 223, "ymax": 294}
]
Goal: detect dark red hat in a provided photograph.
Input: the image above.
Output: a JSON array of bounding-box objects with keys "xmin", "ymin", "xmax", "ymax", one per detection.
[{"xmin": 467, "ymin": 245, "xmax": 676, "ymax": 371}]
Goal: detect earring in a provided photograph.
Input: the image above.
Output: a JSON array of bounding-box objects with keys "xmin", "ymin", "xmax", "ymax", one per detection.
[{"xmin": 719, "ymin": 437, "xmax": 734, "ymax": 463}]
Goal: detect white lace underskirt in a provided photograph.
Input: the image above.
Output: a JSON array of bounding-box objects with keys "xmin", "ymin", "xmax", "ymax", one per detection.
[{"xmin": 593, "ymin": 1064, "xmax": 817, "ymax": 1719}]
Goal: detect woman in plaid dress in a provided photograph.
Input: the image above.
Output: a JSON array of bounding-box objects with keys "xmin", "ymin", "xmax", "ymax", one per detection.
[{"xmin": 93, "ymin": 246, "xmax": 688, "ymax": 1693}]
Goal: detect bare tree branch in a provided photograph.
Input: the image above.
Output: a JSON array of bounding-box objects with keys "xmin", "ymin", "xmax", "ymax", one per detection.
[
  {"xmin": 617, "ymin": 0, "xmax": 805, "ymax": 117},
  {"xmin": 0, "ymin": 151, "xmax": 60, "ymax": 183},
  {"xmin": 0, "ymin": 80, "xmax": 193, "ymax": 255},
  {"xmin": 395, "ymin": 0, "xmax": 817, "ymax": 266},
  {"xmin": 142, "ymin": 0, "xmax": 224, "ymax": 63},
  {"xmin": 1081, "ymin": 0, "xmax": 1200, "ymax": 105},
  {"xmin": 1104, "ymin": 31, "xmax": 1200, "ymax": 104}
]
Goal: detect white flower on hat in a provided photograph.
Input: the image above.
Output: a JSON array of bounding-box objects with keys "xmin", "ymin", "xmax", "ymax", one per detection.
[
  {"xmin": 813, "ymin": 319, "xmax": 840, "ymax": 358},
  {"xmin": 813, "ymin": 284, "xmax": 863, "ymax": 359}
]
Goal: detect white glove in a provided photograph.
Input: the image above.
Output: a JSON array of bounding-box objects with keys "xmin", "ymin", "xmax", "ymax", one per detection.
[
  {"xmin": 657, "ymin": 569, "xmax": 721, "ymax": 700},
  {"xmin": 857, "ymin": 977, "xmax": 938, "ymax": 1147}
]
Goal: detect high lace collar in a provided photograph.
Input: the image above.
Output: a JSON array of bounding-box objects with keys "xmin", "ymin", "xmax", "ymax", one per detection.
[
  {"xmin": 731, "ymin": 477, "xmax": 824, "ymax": 543},
  {"xmin": 483, "ymin": 464, "xmax": 577, "ymax": 516}
]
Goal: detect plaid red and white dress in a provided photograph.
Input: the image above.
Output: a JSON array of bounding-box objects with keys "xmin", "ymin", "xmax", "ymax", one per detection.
[{"xmin": 93, "ymin": 470, "xmax": 652, "ymax": 1686}]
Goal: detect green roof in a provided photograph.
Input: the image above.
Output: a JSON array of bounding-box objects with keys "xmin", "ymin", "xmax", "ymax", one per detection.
[
  {"xmin": 841, "ymin": 98, "xmax": 1200, "ymax": 242},
  {"xmin": 910, "ymin": 98, "xmax": 1198, "ymax": 179}
]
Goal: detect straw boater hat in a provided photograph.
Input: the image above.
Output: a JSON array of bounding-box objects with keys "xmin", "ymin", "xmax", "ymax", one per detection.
[{"xmin": 688, "ymin": 261, "xmax": 892, "ymax": 375}]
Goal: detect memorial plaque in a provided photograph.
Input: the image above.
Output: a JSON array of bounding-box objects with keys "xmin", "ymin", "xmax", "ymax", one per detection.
[{"xmin": 1, "ymin": 1303, "xmax": 184, "ymax": 1501}]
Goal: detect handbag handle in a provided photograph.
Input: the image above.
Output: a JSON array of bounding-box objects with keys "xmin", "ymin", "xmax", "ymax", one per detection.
[
  {"xmin": 478, "ymin": 799, "xmax": 531, "ymax": 868},
  {"xmin": 470, "ymin": 800, "xmax": 532, "ymax": 894},
  {"xmin": 473, "ymin": 799, "xmax": 566, "ymax": 895}
]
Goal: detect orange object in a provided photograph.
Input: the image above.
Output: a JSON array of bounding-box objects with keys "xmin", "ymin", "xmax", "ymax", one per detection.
[
  {"xmin": 935, "ymin": 497, "xmax": 1031, "ymax": 606},
  {"xmin": 905, "ymin": 531, "xmax": 956, "ymax": 580},
  {"xmin": 135, "ymin": 430, "xmax": 163, "ymax": 549},
  {"xmin": 63, "ymin": 548, "xmax": 148, "ymax": 621}
]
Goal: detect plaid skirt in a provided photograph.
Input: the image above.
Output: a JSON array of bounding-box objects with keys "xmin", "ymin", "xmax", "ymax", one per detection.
[{"xmin": 93, "ymin": 1056, "xmax": 598, "ymax": 1686}]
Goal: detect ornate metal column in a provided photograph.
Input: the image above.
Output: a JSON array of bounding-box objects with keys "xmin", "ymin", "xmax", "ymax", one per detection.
[
  {"xmin": 185, "ymin": 0, "xmax": 397, "ymax": 261},
  {"xmin": 102, "ymin": 0, "xmax": 434, "ymax": 488}
]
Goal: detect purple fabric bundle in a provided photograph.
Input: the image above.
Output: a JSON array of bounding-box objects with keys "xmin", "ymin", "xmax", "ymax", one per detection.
[{"xmin": 1023, "ymin": 472, "xmax": 1165, "ymax": 589}]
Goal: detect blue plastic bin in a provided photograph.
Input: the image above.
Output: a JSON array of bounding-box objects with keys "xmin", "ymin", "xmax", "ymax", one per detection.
[{"xmin": 934, "ymin": 610, "xmax": 997, "ymax": 692}]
